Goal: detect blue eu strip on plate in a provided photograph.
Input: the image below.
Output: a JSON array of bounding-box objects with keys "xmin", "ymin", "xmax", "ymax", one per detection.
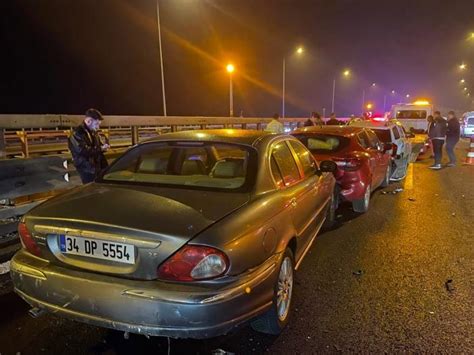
[{"xmin": 59, "ymin": 234, "xmax": 66, "ymax": 252}]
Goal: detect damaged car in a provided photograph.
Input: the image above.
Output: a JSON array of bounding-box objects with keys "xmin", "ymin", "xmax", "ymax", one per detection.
[{"xmin": 11, "ymin": 129, "xmax": 336, "ymax": 339}]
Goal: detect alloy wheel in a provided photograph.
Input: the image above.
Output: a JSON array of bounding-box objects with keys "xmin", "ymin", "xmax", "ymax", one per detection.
[{"xmin": 276, "ymin": 256, "xmax": 293, "ymax": 322}]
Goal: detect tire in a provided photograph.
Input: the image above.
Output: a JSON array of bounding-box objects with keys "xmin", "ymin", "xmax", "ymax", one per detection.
[
  {"xmin": 352, "ymin": 184, "xmax": 371, "ymax": 213},
  {"xmin": 251, "ymin": 248, "xmax": 294, "ymax": 335},
  {"xmin": 381, "ymin": 165, "xmax": 391, "ymax": 187},
  {"xmin": 323, "ymin": 188, "xmax": 338, "ymax": 229}
]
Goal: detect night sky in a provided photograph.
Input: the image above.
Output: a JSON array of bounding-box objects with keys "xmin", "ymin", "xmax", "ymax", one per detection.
[{"xmin": 1, "ymin": 0, "xmax": 474, "ymax": 117}]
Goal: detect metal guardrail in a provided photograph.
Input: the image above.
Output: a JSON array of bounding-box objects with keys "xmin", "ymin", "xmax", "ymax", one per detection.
[{"xmin": 0, "ymin": 115, "xmax": 308, "ymax": 158}]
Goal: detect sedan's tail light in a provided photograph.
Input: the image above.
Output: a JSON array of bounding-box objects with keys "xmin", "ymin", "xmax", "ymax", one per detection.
[
  {"xmin": 157, "ymin": 245, "xmax": 228, "ymax": 281},
  {"xmin": 333, "ymin": 157, "xmax": 363, "ymax": 171},
  {"xmin": 392, "ymin": 143, "xmax": 398, "ymax": 157},
  {"xmin": 18, "ymin": 222, "xmax": 41, "ymax": 256}
]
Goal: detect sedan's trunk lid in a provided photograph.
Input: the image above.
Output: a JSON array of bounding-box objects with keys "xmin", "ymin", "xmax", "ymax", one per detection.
[{"xmin": 26, "ymin": 183, "xmax": 250, "ymax": 279}]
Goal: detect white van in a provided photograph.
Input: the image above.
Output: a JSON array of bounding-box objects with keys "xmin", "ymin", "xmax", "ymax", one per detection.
[{"xmin": 391, "ymin": 101, "xmax": 433, "ymax": 133}]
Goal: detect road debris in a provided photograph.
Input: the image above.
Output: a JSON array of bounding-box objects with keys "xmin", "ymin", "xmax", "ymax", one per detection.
[
  {"xmin": 408, "ymin": 197, "xmax": 416, "ymax": 202},
  {"xmin": 451, "ymin": 213, "xmax": 456, "ymax": 217},
  {"xmin": 352, "ymin": 270, "xmax": 364, "ymax": 276},
  {"xmin": 212, "ymin": 349, "xmax": 235, "ymax": 355},
  {"xmin": 445, "ymin": 279, "xmax": 455, "ymax": 292}
]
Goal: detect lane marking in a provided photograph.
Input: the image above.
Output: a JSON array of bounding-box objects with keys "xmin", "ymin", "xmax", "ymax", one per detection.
[{"xmin": 405, "ymin": 163, "xmax": 414, "ymax": 190}]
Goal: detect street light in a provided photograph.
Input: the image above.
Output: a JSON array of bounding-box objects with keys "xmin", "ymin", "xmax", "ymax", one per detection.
[
  {"xmin": 391, "ymin": 90, "xmax": 396, "ymax": 94},
  {"xmin": 331, "ymin": 69, "xmax": 351, "ymax": 113},
  {"xmin": 460, "ymin": 63, "xmax": 467, "ymax": 70},
  {"xmin": 282, "ymin": 46, "xmax": 304, "ymax": 118},
  {"xmin": 464, "ymin": 87, "xmax": 468, "ymax": 91},
  {"xmin": 366, "ymin": 103, "xmax": 374, "ymax": 110},
  {"xmin": 371, "ymin": 82, "xmax": 376, "ymax": 87},
  {"xmin": 226, "ymin": 64, "xmax": 235, "ymax": 117},
  {"xmin": 156, "ymin": 0, "xmax": 167, "ymax": 116},
  {"xmin": 460, "ymin": 79, "xmax": 466, "ymax": 84},
  {"xmin": 362, "ymin": 82, "xmax": 377, "ymax": 112}
]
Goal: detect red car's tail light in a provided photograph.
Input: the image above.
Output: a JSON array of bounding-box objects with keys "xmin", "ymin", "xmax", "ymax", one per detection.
[
  {"xmin": 333, "ymin": 157, "xmax": 363, "ymax": 171},
  {"xmin": 18, "ymin": 222, "xmax": 41, "ymax": 256},
  {"xmin": 157, "ymin": 245, "xmax": 229, "ymax": 281},
  {"xmin": 392, "ymin": 143, "xmax": 398, "ymax": 157}
]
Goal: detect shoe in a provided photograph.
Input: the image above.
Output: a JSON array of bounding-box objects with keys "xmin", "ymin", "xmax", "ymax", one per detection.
[
  {"xmin": 429, "ymin": 164, "xmax": 442, "ymax": 170},
  {"xmin": 447, "ymin": 163, "xmax": 455, "ymax": 167}
]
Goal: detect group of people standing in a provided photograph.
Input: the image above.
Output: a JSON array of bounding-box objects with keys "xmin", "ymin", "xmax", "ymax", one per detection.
[{"xmin": 427, "ymin": 110, "xmax": 460, "ymax": 169}]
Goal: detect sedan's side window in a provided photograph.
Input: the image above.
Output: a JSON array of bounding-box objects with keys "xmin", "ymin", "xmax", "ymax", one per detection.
[
  {"xmin": 289, "ymin": 140, "xmax": 317, "ymax": 177},
  {"xmin": 357, "ymin": 132, "xmax": 370, "ymax": 149},
  {"xmin": 270, "ymin": 156, "xmax": 284, "ymax": 188},
  {"xmin": 392, "ymin": 126, "xmax": 400, "ymax": 139},
  {"xmin": 271, "ymin": 142, "xmax": 301, "ymax": 187},
  {"xmin": 397, "ymin": 126, "xmax": 405, "ymax": 138}
]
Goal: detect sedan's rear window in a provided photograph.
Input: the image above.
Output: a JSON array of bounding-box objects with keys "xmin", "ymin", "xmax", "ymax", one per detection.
[
  {"xmin": 373, "ymin": 129, "xmax": 392, "ymax": 143},
  {"xmin": 99, "ymin": 142, "xmax": 256, "ymax": 191},
  {"xmin": 294, "ymin": 134, "xmax": 349, "ymax": 153}
]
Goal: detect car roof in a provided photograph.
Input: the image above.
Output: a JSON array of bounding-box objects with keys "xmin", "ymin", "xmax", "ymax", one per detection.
[
  {"xmin": 349, "ymin": 120, "xmax": 399, "ymax": 130},
  {"xmin": 292, "ymin": 125, "xmax": 365, "ymax": 137},
  {"xmin": 144, "ymin": 129, "xmax": 277, "ymax": 147}
]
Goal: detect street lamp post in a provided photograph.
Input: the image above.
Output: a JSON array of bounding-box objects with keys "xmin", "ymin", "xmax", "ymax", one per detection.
[
  {"xmin": 226, "ymin": 64, "xmax": 235, "ymax": 117},
  {"xmin": 156, "ymin": 0, "xmax": 167, "ymax": 116},
  {"xmin": 332, "ymin": 69, "xmax": 350, "ymax": 113},
  {"xmin": 282, "ymin": 46, "xmax": 304, "ymax": 118}
]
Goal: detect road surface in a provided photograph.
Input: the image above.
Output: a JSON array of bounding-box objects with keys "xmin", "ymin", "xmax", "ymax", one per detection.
[{"xmin": 0, "ymin": 140, "xmax": 472, "ymax": 354}]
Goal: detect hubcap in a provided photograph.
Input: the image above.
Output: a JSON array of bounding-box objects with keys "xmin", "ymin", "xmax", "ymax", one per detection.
[{"xmin": 277, "ymin": 257, "xmax": 293, "ymax": 321}]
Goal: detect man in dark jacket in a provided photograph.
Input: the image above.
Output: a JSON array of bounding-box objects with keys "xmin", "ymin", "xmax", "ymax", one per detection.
[
  {"xmin": 428, "ymin": 111, "xmax": 448, "ymax": 170},
  {"xmin": 445, "ymin": 111, "xmax": 460, "ymax": 166},
  {"xmin": 326, "ymin": 113, "xmax": 341, "ymax": 125},
  {"xmin": 68, "ymin": 108, "xmax": 109, "ymax": 183}
]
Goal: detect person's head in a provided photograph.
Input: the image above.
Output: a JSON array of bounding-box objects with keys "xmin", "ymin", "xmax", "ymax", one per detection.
[
  {"xmin": 433, "ymin": 111, "xmax": 441, "ymax": 118},
  {"xmin": 427, "ymin": 115, "xmax": 434, "ymax": 123},
  {"xmin": 448, "ymin": 111, "xmax": 456, "ymax": 119},
  {"xmin": 330, "ymin": 112, "xmax": 336, "ymax": 119},
  {"xmin": 273, "ymin": 113, "xmax": 280, "ymax": 120},
  {"xmin": 84, "ymin": 108, "xmax": 103, "ymax": 131},
  {"xmin": 312, "ymin": 112, "xmax": 321, "ymax": 119}
]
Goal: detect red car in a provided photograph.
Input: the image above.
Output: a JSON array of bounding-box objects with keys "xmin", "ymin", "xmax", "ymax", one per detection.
[{"xmin": 292, "ymin": 126, "xmax": 392, "ymax": 212}]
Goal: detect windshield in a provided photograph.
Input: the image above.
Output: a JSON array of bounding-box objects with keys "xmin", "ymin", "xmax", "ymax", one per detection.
[
  {"xmin": 373, "ymin": 129, "xmax": 391, "ymax": 143},
  {"xmin": 396, "ymin": 110, "xmax": 427, "ymax": 119},
  {"xmin": 294, "ymin": 134, "xmax": 350, "ymax": 153},
  {"xmin": 100, "ymin": 142, "xmax": 256, "ymax": 191}
]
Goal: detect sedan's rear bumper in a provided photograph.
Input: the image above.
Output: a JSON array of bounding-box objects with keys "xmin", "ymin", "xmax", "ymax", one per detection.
[{"xmin": 11, "ymin": 250, "xmax": 278, "ymax": 339}]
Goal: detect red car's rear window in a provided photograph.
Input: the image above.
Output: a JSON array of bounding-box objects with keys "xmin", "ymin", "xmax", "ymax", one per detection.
[{"xmin": 294, "ymin": 134, "xmax": 350, "ymax": 153}]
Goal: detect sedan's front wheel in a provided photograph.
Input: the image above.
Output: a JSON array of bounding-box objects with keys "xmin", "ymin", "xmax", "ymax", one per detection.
[{"xmin": 251, "ymin": 248, "xmax": 294, "ymax": 335}]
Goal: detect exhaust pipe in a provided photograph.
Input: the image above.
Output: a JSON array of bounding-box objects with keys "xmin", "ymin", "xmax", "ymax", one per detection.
[{"xmin": 28, "ymin": 307, "xmax": 46, "ymax": 318}]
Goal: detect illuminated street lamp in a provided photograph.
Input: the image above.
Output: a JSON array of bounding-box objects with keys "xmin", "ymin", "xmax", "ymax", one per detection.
[
  {"xmin": 156, "ymin": 0, "xmax": 167, "ymax": 116},
  {"xmin": 362, "ymin": 82, "xmax": 377, "ymax": 112},
  {"xmin": 459, "ymin": 63, "xmax": 467, "ymax": 70},
  {"xmin": 282, "ymin": 46, "xmax": 304, "ymax": 117},
  {"xmin": 226, "ymin": 64, "xmax": 235, "ymax": 117},
  {"xmin": 366, "ymin": 103, "xmax": 374, "ymax": 110},
  {"xmin": 463, "ymin": 87, "xmax": 468, "ymax": 91},
  {"xmin": 460, "ymin": 79, "xmax": 466, "ymax": 84},
  {"xmin": 331, "ymin": 69, "xmax": 351, "ymax": 113},
  {"xmin": 391, "ymin": 90, "xmax": 396, "ymax": 94}
]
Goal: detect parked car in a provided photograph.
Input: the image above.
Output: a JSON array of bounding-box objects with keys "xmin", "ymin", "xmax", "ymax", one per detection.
[
  {"xmin": 349, "ymin": 119, "xmax": 412, "ymax": 181},
  {"xmin": 292, "ymin": 126, "xmax": 391, "ymax": 213},
  {"xmin": 11, "ymin": 129, "xmax": 337, "ymax": 339}
]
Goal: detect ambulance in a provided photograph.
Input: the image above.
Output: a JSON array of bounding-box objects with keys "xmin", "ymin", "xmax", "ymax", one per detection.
[{"xmin": 390, "ymin": 101, "xmax": 433, "ymax": 133}]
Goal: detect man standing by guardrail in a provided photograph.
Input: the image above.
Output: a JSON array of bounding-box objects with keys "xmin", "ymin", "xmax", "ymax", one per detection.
[{"xmin": 68, "ymin": 108, "xmax": 109, "ymax": 183}]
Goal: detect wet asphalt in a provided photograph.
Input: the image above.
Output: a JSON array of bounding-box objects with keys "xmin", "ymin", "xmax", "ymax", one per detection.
[{"xmin": 0, "ymin": 140, "xmax": 473, "ymax": 354}]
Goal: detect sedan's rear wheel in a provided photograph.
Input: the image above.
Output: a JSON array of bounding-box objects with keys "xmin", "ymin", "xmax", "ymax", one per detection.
[
  {"xmin": 352, "ymin": 184, "xmax": 371, "ymax": 213},
  {"xmin": 381, "ymin": 165, "xmax": 391, "ymax": 187},
  {"xmin": 251, "ymin": 248, "xmax": 294, "ymax": 335}
]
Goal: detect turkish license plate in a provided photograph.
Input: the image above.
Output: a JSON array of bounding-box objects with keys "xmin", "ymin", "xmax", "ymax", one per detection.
[{"xmin": 59, "ymin": 235, "xmax": 135, "ymax": 264}]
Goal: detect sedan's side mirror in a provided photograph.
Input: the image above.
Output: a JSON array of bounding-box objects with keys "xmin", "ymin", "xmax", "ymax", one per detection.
[{"xmin": 319, "ymin": 160, "xmax": 337, "ymax": 173}]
